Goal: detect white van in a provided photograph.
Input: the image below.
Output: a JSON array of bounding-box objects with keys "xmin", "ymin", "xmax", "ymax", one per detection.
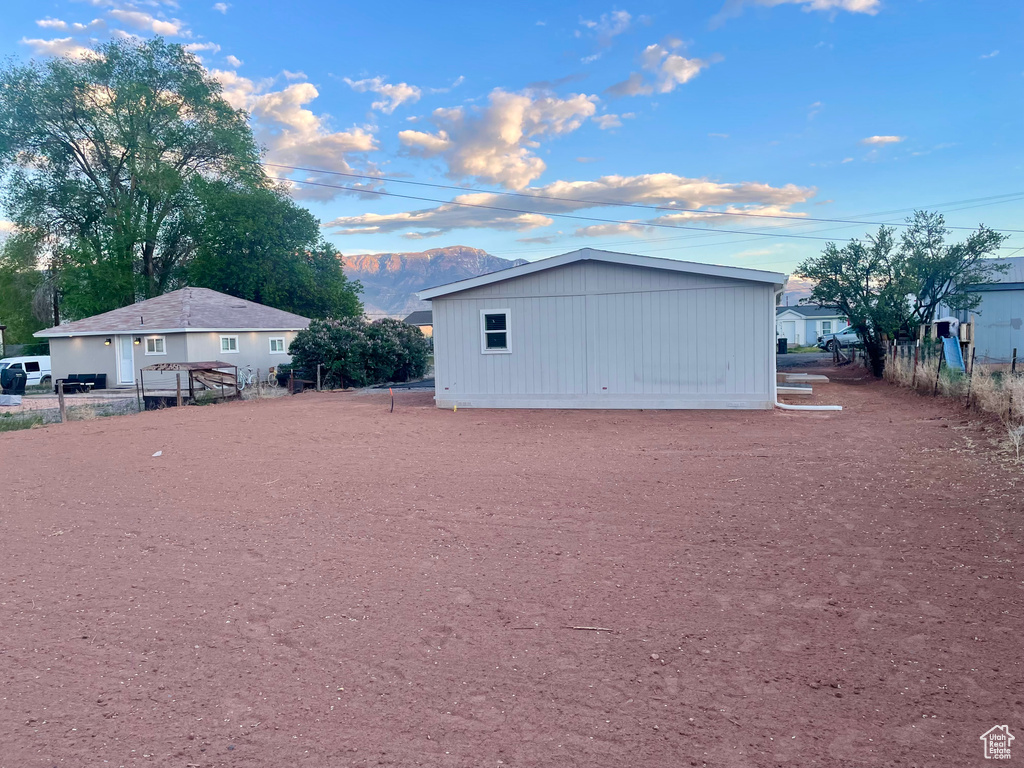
[{"xmin": 0, "ymin": 355, "xmax": 52, "ymax": 387}]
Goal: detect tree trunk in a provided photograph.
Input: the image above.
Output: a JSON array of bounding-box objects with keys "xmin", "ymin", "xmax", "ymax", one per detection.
[{"xmin": 864, "ymin": 337, "xmax": 886, "ymax": 378}]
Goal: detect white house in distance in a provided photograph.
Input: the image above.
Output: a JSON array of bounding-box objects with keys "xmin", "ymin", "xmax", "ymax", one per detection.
[
  {"xmin": 34, "ymin": 287, "xmax": 310, "ymax": 389},
  {"xmin": 955, "ymin": 256, "xmax": 1024, "ymax": 364},
  {"xmin": 418, "ymin": 248, "xmax": 787, "ymax": 409},
  {"xmin": 775, "ymin": 305, "xmax": 848, "ymax": 348}
]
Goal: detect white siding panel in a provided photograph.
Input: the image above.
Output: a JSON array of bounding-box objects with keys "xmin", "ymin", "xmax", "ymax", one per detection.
[{"xmin": 432, "ymin": 260, "xmax": 775, "ymax": 409}]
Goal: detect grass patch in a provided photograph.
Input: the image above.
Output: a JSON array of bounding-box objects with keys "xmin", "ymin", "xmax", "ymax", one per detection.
[{"xmin": 0, "ymin": 412, "xmax": 46, "ymax": 432}]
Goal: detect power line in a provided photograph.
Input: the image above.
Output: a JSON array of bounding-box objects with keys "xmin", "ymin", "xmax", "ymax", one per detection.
[
  {"xmin": 281, "ymin": 177, "xmax": 871, "ymax": 244},
  {"xmin": 276, "ymin": 176, "xmax": 1024, "ymax": 250},
  {"xmin": 264, "ymin": 162, "xmax": 1024, "ymax": 235}
]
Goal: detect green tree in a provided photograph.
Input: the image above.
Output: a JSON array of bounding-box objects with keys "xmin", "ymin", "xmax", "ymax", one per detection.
[
  {"xmin": 188, "ymin": 182, "xmax": 362, "ymax": 319},
  {"xmin": 0, "ymin": 37, "xmax": 262, "ymax": 320},
  {"xmin": 796, "ymin": 211, "xmax": 1007, "ymax": 377},
  {"xmin": 0, "ymin": 231, "xmax": 48, "ymax": 344}
]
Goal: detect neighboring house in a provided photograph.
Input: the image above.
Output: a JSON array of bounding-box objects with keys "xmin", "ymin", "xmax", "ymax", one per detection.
[
  {"xmin": 775, "ymin": 305, "xmax": 848, "ymax": 347},
  {"xmin": 402, "ymin": 309, "xmax": 433, "ymax": 338},
  {"xmin": 418, "ymin": 248, "xmax": 786, "ymax": 409},
  {"xmin": 952, "ymin": 256, "xmax": 1024, "ymax": 364},
  {"xmin": 34, "ymin": 288, "xmax": 310, "ymax": 389}
]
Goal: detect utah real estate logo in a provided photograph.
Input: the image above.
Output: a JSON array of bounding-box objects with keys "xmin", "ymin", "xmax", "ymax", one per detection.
[{"xmin": 980, "ymin": 725, "xmax": 1014, "ymax": 760}]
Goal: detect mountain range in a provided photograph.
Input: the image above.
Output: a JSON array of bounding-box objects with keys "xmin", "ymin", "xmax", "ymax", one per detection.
[{"xmin": 340, "ymin": 246, "xmax": 528, "ymax": 317}]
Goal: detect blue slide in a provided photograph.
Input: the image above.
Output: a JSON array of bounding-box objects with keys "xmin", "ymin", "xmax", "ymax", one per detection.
[{"xmin": 942, "ymin": 336, "xmax": 965, "ymax": 371}]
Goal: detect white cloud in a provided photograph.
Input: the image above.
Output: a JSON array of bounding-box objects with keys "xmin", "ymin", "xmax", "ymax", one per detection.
[
  {"xmin": 212, "ymin": 3, "xmax": 230, "ymax": 13},
  {"xmin": 860, "ymin": 135, "xmax": 904, "ymax": 145},
  {"xmin": 396, "ymin": 88, "xmax": 599, "ymax": 189},
  {"xmin": 108, "ymin": 9, "xmax": 186, "ymax": 37},
  {"xmin": 325, "ymin": 172, "xmax": 814, "ymax": 239},
  {"xmin": 807, "ymin": 100, "xmax": 823, "ymax": 119},
  {"xmin": 282, "ymin": 70, "xmax": 307, "ymax": 81},
  {"xmin": 344, "ymin": 76, "xmax": 422, "ymax": 114},
  {"xmin": 579, "ymin": 10, "xmax": 646, "ymax": 44},
  {"xmin": 592, "ymin": 112, "xmax": 634, "ymax": 130},
  {"xmin": 708, "ymin": 132, "xmax": 729, "ymax": 138},
  {"xmin": 0, "ymin": 220, "xmax": 17, "ymax": 234},
  {"xmin": 36, "ymin": 17, "xmax": 106, "ymax": 33},
  {"xmin": 185, "ymin": 41, "xmax": 221, "ymax": 55},
  {"xmin": 20, "ymin": 37, "xmax": 98, "ymax": 59},
  {"xmin": 607, "ymin": 41, "xmax": 714, "ymax": 96},
  {"xmin": 841, "ymin": 157, "xmax": 854, "ymax": 163},
  {"xmin": 210, "ymin": 70, "xmax": 379, "ymax": 201},
  {"xmin": 712, "ymin": 0, "xmax": 880, "ymax": 26},
  {"xmin": 225, "ymin": 54, "xmax": 243, "ymax": 68},
  {"xmin": 981, "ymin": 50, "xmax": 999, "ymax": 59}
]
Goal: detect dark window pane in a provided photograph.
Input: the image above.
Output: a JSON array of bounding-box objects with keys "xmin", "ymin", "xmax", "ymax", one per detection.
[
  {"xmin": 486, "ymin": 332, "xmax": 507, "ymax": 349},
  {"xmin": 484, "ymin": 313, "xmax": 506, "ymax": 331},
  {"xmin": 25, "ymin": 362, "xmax": 40, "ymax": 372}
]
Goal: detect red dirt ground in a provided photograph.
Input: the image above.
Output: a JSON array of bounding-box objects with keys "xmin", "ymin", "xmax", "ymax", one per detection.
[{"xmin": 1, "ymin": 369, "xmax": 1021, "ymax": 768}]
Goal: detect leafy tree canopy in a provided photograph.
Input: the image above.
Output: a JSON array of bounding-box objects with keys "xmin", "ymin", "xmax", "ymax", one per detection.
[
  {"xmin": 796, "ymin": 211, "xmax": 1007, "ymax": 376},
  {"xmin": 188, "ymin": 181, "xmax": 362, "ymax": 320},
  {"xmin": 0, "ymin": 37, "xmax": 262, "ymax": 320}
]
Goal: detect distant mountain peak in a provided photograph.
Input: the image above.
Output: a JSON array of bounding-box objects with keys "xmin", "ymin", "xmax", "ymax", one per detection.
[{"xmin": 341, "ymin": 246, "xmax": 528, "ymax": 317}]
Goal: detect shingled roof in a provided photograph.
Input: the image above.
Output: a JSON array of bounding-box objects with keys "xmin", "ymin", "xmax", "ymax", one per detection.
[{"xmin": 35, "ymin": 288, "xmax": 311, "ymax": 338}]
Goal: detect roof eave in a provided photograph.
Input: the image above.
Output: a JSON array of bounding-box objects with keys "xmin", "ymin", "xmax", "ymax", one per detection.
[
  {"xmin": 33, "ymin": 326, "xmax": 309, "ymax": 338},
  {"xmin": 418, "ymin": 248, "xmax": 787, "ymax": 300}
]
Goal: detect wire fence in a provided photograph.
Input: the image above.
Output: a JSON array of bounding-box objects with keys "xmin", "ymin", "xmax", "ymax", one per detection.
[{"xmin": 884, "ymin": 340, "xmax": 1022, "ymax": 423}]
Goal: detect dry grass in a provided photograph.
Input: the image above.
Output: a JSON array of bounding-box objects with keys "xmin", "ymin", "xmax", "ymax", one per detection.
[{"xmin": 885, "ymin": 349, "xmax": 1024, "ymax": 464}]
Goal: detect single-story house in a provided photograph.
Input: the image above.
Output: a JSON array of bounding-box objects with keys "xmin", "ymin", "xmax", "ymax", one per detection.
[
  {"xmin": 954, "ymin": 256, "xmax": 1024, "ymax": 364},
  {"xmin": 775, "ymin": 305, "xmax": 848, "ymax": 348},
  {"xmin": 402, "ymin": 309, "xmax": 433, "ymax": 337},
  {"xmin": 417, "ymin": 248, "xmax": 786, "ymax": 409},
  {"xmin": 34, "ymin": 287, "xmax": 310, "ymax": 389}
]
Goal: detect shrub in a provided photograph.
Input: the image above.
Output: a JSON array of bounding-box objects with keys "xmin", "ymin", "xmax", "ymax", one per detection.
[{"xmin": 288, "ymin": 317, "xmax": 430, "ymax": 388}]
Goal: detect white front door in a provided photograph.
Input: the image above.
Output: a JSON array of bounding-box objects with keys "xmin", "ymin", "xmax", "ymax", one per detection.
[
  {"xmin": 117, "ymin": 335, "xmax": 135, "ymax": 385},
  {"xmin": 781, "ymin": 320, "xmax": 796, "ymax": 344}
]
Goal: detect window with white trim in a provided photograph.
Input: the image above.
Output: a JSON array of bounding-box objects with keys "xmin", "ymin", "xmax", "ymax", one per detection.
[
  {"xmin": 480, "ymin": 309, "xmax": 511, "ymax": 353},
  {"xmin": 220, "ymin": 335, "xmax": 239, "ymax": 353},
  {"xmin": 821, "ymin": 320, "xmax": 832, "ymax": 335},
  {"xmin": 145, "ymin": 336, "xmax": 166, "ymax": 355},
  {"xmin": 269, "ymin": 337, "xmax": 286, "ymax": 354}
]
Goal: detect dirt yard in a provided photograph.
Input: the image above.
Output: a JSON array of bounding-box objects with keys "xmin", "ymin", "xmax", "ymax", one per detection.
[{"xmin": 1, "ymin": 369, "xmax": 1021, "ymax": 767}]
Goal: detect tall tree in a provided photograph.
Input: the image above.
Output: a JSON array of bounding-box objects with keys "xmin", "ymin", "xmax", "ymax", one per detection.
[
  {"xmin": 796, "ymin": 211, "xmax": 1007, "ymax": 376},
  {"xmin": 188, "ymin": 182, "xmax": 363, "ymax": 319},
  {"xmin": 0, "ymin": 37, "xmax": 262, "ymax": 321}
]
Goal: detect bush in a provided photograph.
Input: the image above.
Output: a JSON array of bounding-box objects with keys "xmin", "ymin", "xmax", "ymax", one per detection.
[{"xmin": 289, "ymin": 317, "xmax": 430, "ymax": 388}]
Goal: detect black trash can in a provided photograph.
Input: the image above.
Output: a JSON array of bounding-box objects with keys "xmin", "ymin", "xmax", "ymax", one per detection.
[{"xmin": 777, "ymin": 338, "xmax": 788, "ymax": 355}]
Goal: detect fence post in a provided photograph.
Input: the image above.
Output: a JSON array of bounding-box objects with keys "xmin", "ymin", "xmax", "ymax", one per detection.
[
  {"xmin": 57, "ymin": 380, "xmax": 66, "ymax": 423},
  {"xmin": 176, "ymin": 373, "xmax": 182, "ymax": 407},
  {"xmin": 933, "ymin": 344, "xmax": 945, "ymax": 396},
  {"xmin": 1013, "ymin": 348, "xmax": 1018, "ymax": 375},
  {"xmin": 911, "ymin": 340, "xmax": 920, "ymax": 389},
  {"xmin": 317, "ymin": 364, "xmax": 321, "ymax": 392},
  {"xmin": 965, "ymin": 348, "xmax": 977, "ymax": 407}
]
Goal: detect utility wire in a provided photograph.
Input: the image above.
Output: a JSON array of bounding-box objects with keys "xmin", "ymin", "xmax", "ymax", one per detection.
[
  {"xmin": 264, "ymin": 162, "xmax": 1024, "ymax": 235},
  {"xmin": 284, "ymin": 176, "xmax": 1023, "ymax": 252}
]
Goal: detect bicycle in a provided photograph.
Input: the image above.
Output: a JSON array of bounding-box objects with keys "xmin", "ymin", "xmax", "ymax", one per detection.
[{"xmin": 236, "ymin": 365, "xmax": 256, "ymax": 391}]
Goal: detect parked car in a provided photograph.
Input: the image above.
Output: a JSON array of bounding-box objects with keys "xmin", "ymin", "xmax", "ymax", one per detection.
[
  {"xmin": 817, "ymin": 327, "xmax": 862, "ymax": 352},
  {"xmin": 0, "ymin": 355, "xmax": 51, "ymax": 387}
]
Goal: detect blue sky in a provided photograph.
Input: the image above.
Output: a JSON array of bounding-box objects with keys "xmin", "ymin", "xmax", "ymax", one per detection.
[{"xmin": 3, "ymin": 0, "xmax": 1023, "ymax": 277}]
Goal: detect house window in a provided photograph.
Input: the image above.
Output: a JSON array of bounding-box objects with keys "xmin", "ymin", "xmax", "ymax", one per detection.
[
  {"xmin": 145, "ymin": 336, "xmax": 166, "ymax": 355},
  {"xmin": 220, "ymin": 335, "xmax": 239, "ymax": 353},
  {"xmin": 821, "ymin": 320, "xmax": 832, "ymax": 336},
  {"xmin": 480, "ymin": 309, "xmax": 511, "ymax": 353},
  {"xmin": 269, "ymin": 337, "xmax": 286, "ymax": 354}
]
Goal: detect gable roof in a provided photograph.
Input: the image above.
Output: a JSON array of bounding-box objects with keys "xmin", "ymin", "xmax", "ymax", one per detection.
[
  {"xmin": 417, "ymin": 248, "xmax": 787, "ymax": 300},
  {"xmin": 776, "ymin": 305, "xmax": 847, "ymax": 318},
  {"xmin": 962, "ymin": 256, "xmax": 1024, "ymax": 291},
  {"xmin": 35, "ymin": 288, "xmax": 311, "ymax": 338},
  {"xmin": 403, "ymin": 310, "xmax": 433, "ymax": 326}
]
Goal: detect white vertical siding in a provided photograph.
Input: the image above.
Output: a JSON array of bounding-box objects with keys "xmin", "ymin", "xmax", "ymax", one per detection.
[{"xmin": 432, "ymin": 260, "xmax": 775, "ymax": 409}]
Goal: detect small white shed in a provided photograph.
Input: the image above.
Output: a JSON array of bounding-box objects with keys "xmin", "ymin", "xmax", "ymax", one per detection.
[{"xmin": 418, "ymin": 248, "xmax": 786, "ymax": 409}]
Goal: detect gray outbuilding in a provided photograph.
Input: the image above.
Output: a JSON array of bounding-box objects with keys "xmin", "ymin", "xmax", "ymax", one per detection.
[{"xmin": 418, "ymin": 248, "xmax": 787, "ymax": 409}]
